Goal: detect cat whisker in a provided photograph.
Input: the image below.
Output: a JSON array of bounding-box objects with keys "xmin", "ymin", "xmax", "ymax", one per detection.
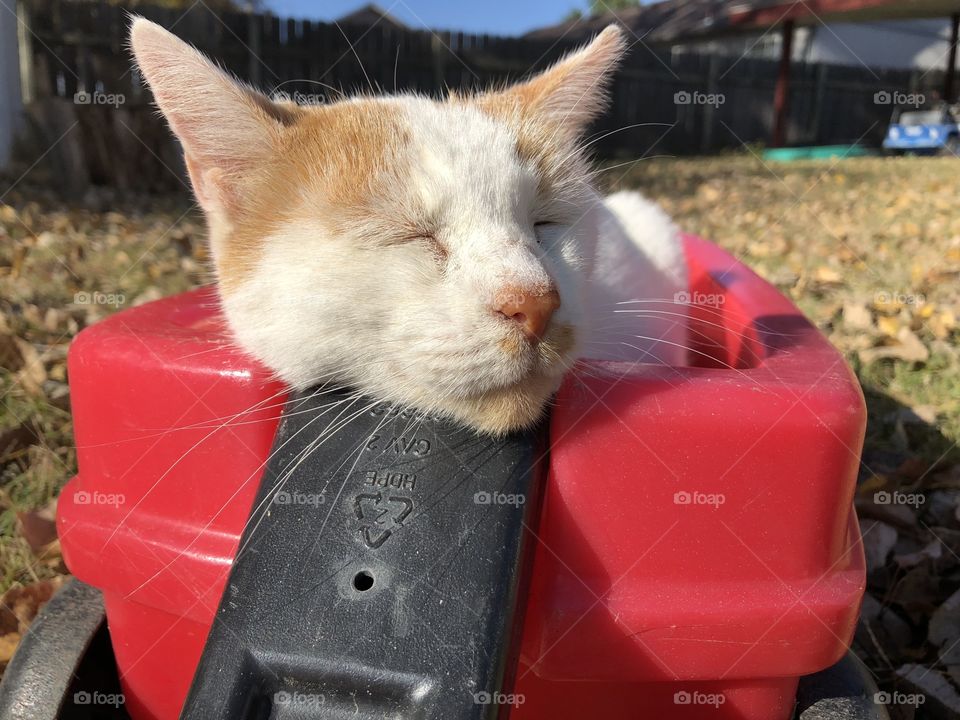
[
  {"xmin": 611, "ymin": 309, "xmax": 778, "ymax": 360},
  {"xmin": 612, "ymin": 298, "xmax": 807, "ymax": 338},
  {"xmin": 238, "ymin": 350, "xmax": 456, "ymax": 551},
  {"xmin": 589, "ymin": 154, "xmax": 675, "ymax": 177},
  {"xmin": 557, "ymin": 122, "xmax": 674, "ymax": 168},
  {"xmin": 236, "ymin": 394, "xmax": 381, "ymax": 559},
  {"xmin": 332, "ymin": 21, "xmax": 376, "ymax": 95},
  {"xmin": 119, "ymin": 392, "xmax": 373, "ymax": 600},
  {"xmin": 75, "ymin": 377, "xmax": 371, "ymax": 450},
  {"xmin": 303, "ymin": 403, "xmax": 397, "ymax": 557},
  {"xmin": 589, "ymin": 320, "xmax": 766, "ymax": 368},
  {"xmin": 587, "ymin": 335, "xmax": 772, "ymax": 392}
]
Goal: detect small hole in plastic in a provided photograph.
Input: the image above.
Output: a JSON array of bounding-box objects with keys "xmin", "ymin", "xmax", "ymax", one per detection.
[{"xmin": 353, "ymin": 570, "xmax": 374, "ymax": 592}]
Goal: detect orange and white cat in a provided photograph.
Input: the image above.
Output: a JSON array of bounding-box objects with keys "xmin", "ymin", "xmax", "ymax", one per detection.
[{"xmin": 130, "ymin": 19, "xmax": 687, "ymax": 435}]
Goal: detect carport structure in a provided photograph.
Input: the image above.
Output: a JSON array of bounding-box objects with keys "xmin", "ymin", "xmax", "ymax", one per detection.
[{"xmin": 678, "ymin": 1, "xmax": 960, "ymax": 146}]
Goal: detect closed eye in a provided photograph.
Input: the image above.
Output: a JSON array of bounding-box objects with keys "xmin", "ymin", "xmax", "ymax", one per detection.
[
  {"xmin": 533, "ymin": 221, "xmax": 559, "ymax": 246},
  {"xmin": 387, "ymin": 222, "xmax": 447, "ymax": 262},
  {"xmin": 420, "ymin": 234, "xmax": 448, "ymax": 263}
]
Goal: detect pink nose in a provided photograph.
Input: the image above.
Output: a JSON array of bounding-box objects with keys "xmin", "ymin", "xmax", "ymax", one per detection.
[{"xmin": 495, "ymin": 286, "xmax": 561, "ymax": 341}]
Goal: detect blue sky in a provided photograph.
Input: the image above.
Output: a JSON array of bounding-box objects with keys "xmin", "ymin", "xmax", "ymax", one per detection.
[{"xmin": 266, "ymin": 1, "xmax": 596, "ymax": 36}]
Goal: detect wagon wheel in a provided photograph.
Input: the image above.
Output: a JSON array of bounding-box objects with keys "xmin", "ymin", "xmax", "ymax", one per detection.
[{"xmin": 0, "ymin": 580, "xmax": 129, "ymax": 719}]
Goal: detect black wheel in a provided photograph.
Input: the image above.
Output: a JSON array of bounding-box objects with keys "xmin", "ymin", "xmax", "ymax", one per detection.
[
  {"xmin": 0, "ymin": 579, "xmax": 129, "ymax": 719},
  {"xmin": 795, "ymin": 652, "xmax": 890, "ymax": 720}
]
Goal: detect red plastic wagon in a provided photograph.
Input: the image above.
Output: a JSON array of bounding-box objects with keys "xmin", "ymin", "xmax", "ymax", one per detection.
[{"xmin": 1, "ymin": 236, "xmax": 870, "ymax": 720}]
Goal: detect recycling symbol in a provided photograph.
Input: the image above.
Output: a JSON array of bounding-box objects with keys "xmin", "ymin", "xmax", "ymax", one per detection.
[{"xmin": 354, "ymin": 492, "xmax": 413, "ymax": 549}]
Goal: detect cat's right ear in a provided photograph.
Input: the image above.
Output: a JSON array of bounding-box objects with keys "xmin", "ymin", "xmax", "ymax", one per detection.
[
  {"xmin": 129, "ymin": 18, "xmax": 299, "ymax": 215},
  {"xmin": 482, "ymin": 25, "xmax": 625, "ymax": 143}
]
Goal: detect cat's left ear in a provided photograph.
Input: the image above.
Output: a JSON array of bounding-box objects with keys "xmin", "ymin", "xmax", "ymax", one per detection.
[{"xmin": 493, "ymin": 25, "xmax": 626, "ymax": 140}]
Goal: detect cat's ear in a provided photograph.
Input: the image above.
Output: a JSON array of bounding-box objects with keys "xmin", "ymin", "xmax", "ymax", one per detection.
[
  {"xmin": 129, "ymin": 17, "xmax": 299, "ymax": 214},
  {"xmin": 494, "ymin": 25, "xmax": 625, "ymax": 141}
]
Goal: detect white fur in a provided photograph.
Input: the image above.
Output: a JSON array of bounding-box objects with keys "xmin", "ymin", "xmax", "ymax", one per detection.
[
  {"xmin": 132, "ymin": 18, "xmax": 689, "ymax": 432},
  {"xmin": 586, "ymin": 190, "xmax": 689, "ymax": 365},
  {"xmin": 223, "ymin": 97, "xmax": 585, "ymax": 404},
  {"xmin": 222, "ymin": 98, "xmax": 687, "ymax": 408}
]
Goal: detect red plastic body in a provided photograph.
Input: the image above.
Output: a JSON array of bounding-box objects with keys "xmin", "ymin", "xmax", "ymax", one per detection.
[{"xmin": 58, "ymin": 236, "xmax": 866, "ymax": 720}]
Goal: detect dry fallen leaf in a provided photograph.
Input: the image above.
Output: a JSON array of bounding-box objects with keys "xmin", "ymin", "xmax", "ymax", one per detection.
[
  {"xmin": 16, "ymin": 498, "xmax": 58, "ymax": 553},
  {"xmin": 861, "ymin": 519, "xmax": 899, "ymax": 572},
  {"xmin": 813, "ymin": 265, "xmax": 844, "ymax": 286},
  {"xmin": 0, "ymin": 334, "xmax": 23, "ymax": 372},
  {"xmin": 13, "ymin": 338, "xmax": 46, "ymax": 395},
  {"xmin": 0, "ymin": 633, "xmax": 19, "ymax": 666},
  {"xmin": 895, "ymin": 540, "xmax": 943, "ymax": 569},
  {"xmin": 930, "ymin": 310, "xmax": 957, "ymax": 340},
  {"xmin": 859, "ymin": 327, "xmax": 930, "ymax": 364},
  {"xmin": 889, "ymin": 566, "xmax": 941, "ymax": 623},
  {"xmin": 878, "ymin": 315, "xmax": 901, "ymax": 337},
  {"xmin": 0, "ymin": 576, "xmax": 67, "ymax": 671},
  {"xmin": 897, "ymin": 663, "xmax": 960, "ymax": 716},
  {"xmin": 930, "ymin": 588, "xmax": 960, "ymax": 666},
  {"xmin": 843, "ymin": 302, "xmax": 873, "ymax": 331}
]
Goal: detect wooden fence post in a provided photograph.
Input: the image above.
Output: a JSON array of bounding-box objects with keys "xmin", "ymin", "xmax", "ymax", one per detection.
[
  {"xmin": 810, "ymin": 63, "xmax": 828, "ymax": 146},
  {"xmin": 0, "ymin": 0, "xmax": 26, "ymax": 168},
  {"xmin": 431, "ymin": 33, "xmax": 447, "ymax": 92},
  {"xmin": 700, "ymin": 52, "xmax": 719, "ymax": 152},
  {"xmin": 248, "ymin": 11, "xmax": 262, "ymax": 88},
  {"xmin": 15, "ymin": 0, "xmax": 33, "ymax": 104}
]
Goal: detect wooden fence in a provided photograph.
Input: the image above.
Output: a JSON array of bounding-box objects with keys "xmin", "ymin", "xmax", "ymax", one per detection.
[{"xmin": 12, "ymin": 0, "xmax": 942, "ymax": 193}]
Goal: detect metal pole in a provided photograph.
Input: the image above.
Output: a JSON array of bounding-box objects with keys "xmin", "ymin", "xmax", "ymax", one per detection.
[
  {"xmin": 773, "ymin": 19, "xmax": 795, "ymax": 148},
  {"xmin": 945, "ymin": 13, "xmax": 959, "ymax": 103}
]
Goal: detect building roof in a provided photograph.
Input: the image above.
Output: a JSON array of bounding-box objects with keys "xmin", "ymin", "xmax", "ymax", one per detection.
[
  {"xmin": 336, "ymin": 3, "xmax": 408, "ymax": 31},
  {"xmin": 725, "ymin": 0, "xmax": 960, "ymax": 28},
  {"xmin": 526, "ymin": 0, "xmax": 960, "ymax": 43},
  {"xmin": 524, "ymin": 0, "xmax": 727, "ymax": 43}
]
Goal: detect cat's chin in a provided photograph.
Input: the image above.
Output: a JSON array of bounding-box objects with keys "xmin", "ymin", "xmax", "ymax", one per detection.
[{"xmin": 438, "ymin": 371, "xmax": 564, "ymax": 436}]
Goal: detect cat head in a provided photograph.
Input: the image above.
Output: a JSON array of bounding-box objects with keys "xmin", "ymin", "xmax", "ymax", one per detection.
[{"xmin": 130, "ymin": 18, "xmax": 625, "ymax": 434}]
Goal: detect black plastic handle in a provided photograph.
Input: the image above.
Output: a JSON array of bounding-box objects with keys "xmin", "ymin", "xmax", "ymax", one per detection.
[{"xmin": 180, "ymin": 388, "xmax": 547, "ymax": 720}]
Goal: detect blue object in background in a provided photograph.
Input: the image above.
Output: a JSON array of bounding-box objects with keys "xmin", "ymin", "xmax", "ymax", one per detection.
[{"xmin": 883, "ymin": 108, "xmax": 960, "ymax": 154}]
